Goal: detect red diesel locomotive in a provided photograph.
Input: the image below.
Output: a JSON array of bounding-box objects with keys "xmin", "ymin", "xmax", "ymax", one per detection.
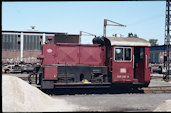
[{"xmin": 36, "ymin": 36, "xmax": 151, "ymax": 89}]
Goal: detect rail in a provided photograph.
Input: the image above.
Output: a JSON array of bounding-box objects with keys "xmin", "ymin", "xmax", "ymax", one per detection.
[{"xmin": 142, "ymin": 86, "xmax": 171, "ymax": 93}]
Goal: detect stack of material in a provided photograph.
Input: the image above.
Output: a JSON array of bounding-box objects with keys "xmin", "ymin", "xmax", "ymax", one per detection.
[
  {"xmin": 154, "ymin": 100, "xmax": 171, "ymax": 112},
  {"xmin": 2, "ymin": 75, "xmax": 80, "ymax": 112}
]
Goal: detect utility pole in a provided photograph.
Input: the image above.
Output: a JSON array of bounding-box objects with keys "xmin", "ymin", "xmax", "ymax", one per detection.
[
  {"xmin": 103, "ymin": 19, "xmax": 126, "ymax": 37},
  {"xmin": 164, "ymin": 0, "xmax": 171, "ymax": 81}
]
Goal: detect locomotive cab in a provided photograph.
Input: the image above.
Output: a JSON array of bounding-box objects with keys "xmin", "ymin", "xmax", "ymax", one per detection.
[{"xmin": 106, "ymin": 37, "xmax": 151, "ymax": 87}]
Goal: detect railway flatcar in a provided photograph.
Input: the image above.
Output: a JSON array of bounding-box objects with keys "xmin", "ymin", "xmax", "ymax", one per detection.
[{"xmin": 33, "ymin": 36, "xmax": 151, "ymax": 90}]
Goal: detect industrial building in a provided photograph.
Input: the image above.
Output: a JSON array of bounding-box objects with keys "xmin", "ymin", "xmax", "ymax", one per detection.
[
  {"xmin": 149, "ymin": 45, "xmax": 171, "ymax": 64},
  {"xmin": 2, "ymin": 30, "xmax": 80, "ymax": 64}
]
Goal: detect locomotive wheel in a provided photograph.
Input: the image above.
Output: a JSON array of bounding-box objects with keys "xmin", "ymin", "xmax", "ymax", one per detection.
[
  {"xmin": 28, "ymin": 73, "xmax": 36, "ymax": 84},
  {"xmin": 28, "ymin": 73, "xmax": 42, "ymax": 85}
]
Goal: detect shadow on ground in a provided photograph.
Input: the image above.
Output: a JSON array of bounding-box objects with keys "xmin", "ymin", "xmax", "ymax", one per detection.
[{"xmin": 41, "ymin": 87, "xmax": 144, "ymax": 95}]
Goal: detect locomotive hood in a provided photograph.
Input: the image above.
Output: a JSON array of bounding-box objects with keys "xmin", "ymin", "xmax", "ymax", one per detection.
[{"xmin": 106, "ymin": 37, "xmax": 151, "ymax": 47}]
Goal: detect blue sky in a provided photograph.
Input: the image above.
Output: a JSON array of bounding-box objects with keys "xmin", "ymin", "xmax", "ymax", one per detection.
[{"xmin": 2, "ymin": 1, "xmax": 165, "ymax": 44}]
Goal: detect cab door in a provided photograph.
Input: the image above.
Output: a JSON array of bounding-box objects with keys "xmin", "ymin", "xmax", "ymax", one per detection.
[
  {"xmin": 134, "ymin": 47, "xmax": 145, "ymax": 83},
  {"xmin": 134, "ymin": 47, "xmax": 151, "ymax": 83},
  {"xmin": 112, "ymin": 47, "xmax": 134, "ymax": 83}
]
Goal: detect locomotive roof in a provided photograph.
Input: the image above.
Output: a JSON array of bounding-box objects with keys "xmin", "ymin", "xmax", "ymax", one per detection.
[{"xmin": 106, "ymin": 37, "xmax": 151, "ymax": 47}]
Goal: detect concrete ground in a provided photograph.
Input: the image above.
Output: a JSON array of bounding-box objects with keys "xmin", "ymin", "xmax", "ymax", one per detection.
[
  {"xmin": 52, "ymin": 93, "xmax": 171, "ymax": 112},
  {"xmin": 149, "ymin": 79, "xmax": 171, "ymax": 87},
  {"xmin": 51, "ymin": 74, "xmax": 171, "ymax": 112}
]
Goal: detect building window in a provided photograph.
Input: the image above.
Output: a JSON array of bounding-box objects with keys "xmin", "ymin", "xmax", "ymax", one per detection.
[
  {"xmin": 150, "ymin": 53, "xmax": 153, "ymax": 63},
  {"xmin": 2, "ymin": 34, "xmax": 20, "ymax": 51},
  {"xmin": 154, "ymin": 53, "xmax": 159, "ymax": 63},
  {"xmin": 150, "ymin": 52, "xmax": 159, "ymax": 64},
  {"xmin": 24, "ymin": 35, "xmax": 41, "ymax": 50}
]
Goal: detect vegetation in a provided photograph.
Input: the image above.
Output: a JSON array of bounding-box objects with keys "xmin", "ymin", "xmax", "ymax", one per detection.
[
  {"xmin": 128, "ymin": 33, "xmax": 138, "ymax": 38},
  {"xmin": 149, "ymin": 39, "xmax": 158, "ymax": 46}
]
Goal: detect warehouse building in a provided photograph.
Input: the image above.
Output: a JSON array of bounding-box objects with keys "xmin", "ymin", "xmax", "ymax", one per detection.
[
  {"xmin": 149, "ymin": 45, "xmax": 171, "ymax": 64},
  {"xmin": 2, "ymin": 30, "xmax": 80, "ymax": 64}
]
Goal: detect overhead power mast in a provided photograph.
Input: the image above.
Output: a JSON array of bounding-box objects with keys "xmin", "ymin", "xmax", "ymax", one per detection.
[
  {"xmin": 103, "ymin": 19, "xmax": 126, "ymax": 37},
  {"xmin": 80, "ymin": 31, "xmax": 96, "ymax": 37},
  {"xmin": 79, "ymin": 31, "xmax": 96, "ymax": 44},
  {"xmin": 164, "ymin": 0, "xmax": 171, "ymax": 81}
]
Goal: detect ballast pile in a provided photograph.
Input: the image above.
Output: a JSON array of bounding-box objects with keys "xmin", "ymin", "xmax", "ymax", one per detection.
[{"xmin": 2, "ymin": 75, "xmax": 80, "ymax": 112}]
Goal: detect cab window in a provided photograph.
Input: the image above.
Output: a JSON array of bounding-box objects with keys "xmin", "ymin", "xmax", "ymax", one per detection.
[
  {"xmin": 115, "ymin": 48, "xmax": 123, "ymax": 61},
  {"xmin": 125, "ymin": 48, "xmax": 131, "ymax": 60},
  {"xmin": 115, "ymin": 47, "xmax": 132, "ymax": 62}
]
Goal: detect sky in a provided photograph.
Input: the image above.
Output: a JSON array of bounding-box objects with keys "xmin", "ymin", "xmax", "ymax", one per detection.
[{"xmin": 2, "ymin": 1, "xmax": 166, "ymax": 45}]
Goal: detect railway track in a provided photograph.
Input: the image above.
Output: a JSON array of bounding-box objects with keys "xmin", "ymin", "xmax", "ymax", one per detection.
[
  {"xmin": 142, "ymin": 86, "xmax": 171, "ymax": 93},
  {"xmin": 4, "ymin": 74, "xmax": 171, "ymax": 94}
]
